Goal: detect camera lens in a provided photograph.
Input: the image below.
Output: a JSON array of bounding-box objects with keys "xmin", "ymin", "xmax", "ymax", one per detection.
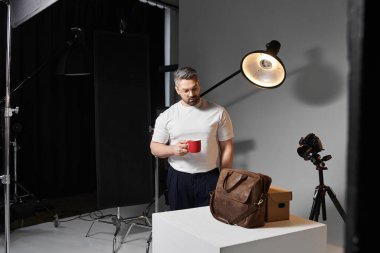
[{"xmin": 297, "ymin": 146, "xmax": 313, "ymax": 160}]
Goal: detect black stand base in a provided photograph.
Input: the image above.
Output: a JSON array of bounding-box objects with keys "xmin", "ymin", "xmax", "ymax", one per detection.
[
  {"xmin": 10, "ymin": 180, "xmax": 59, "ymax": 227},
  {"xmin": 86, "ymin": 204, "xmax": 153, "ymax": 253}
]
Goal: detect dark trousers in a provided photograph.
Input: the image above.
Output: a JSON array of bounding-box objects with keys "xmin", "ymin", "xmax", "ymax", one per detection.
[{"xmin": 166, "ymin": 165, "xmax": 219, "ymax": 210}]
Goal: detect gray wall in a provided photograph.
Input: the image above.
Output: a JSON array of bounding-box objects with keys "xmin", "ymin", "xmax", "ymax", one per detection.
[{"xmin": 179, "ymin": 0, "xmax": 348, "ymax": 247}]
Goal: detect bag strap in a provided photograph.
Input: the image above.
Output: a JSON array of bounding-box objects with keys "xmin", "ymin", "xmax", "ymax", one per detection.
[
  {"xmin": 223, "ymin": 171, "xmax": 248, "ymax": 193},
  {"xmin": 209, "ymin": 191, "xmax": 233, "ymax": 224},
  {"xmin": 231, "ymin": 175, "xmax": 271, "ymax": 225},
  {"xmin": 230, "ymin": 193, "xmax": 266, "ymax": 225}
]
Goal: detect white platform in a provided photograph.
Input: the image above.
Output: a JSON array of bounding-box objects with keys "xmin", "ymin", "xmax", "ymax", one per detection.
[{"xmin": 152, "ymin": 206, "xmax": 327, "ymax": 253}]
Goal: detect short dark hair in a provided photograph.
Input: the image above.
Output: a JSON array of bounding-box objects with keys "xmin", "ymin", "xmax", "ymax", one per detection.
[{"xmin": 174, "ymin": 67, "xmax": 199, "ymax": 87}]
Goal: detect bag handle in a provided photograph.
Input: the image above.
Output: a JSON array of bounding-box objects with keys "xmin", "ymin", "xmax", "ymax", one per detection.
[{"xmin": 223, "ymin": 171, "xmax": 248, "ymax": 193}]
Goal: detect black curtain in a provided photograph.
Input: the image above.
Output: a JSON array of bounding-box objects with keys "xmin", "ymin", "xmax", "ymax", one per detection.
[
  {"xmin": 94, "ymin": 31, "xmax": 153, "ymax": 209},
  {"xmin": 346, "ymin": 0, "xmax": 378, "ymax": 252},
  {"xmin": 1, "ymin": 0, "xmax": 164, "ymax": 200}
]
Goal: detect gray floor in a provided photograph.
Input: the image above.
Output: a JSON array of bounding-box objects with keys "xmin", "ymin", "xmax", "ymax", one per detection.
[
  {"xmin": 1, "ymin": 211, "xmax": 153, "ymax": 253},
  {"xmin": 1, "ymin": 192, "xmax": 170, "ymax": 253}
]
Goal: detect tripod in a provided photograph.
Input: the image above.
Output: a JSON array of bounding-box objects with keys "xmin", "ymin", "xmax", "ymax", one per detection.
[
  {"xmin": 309, "ymin": 162, "xmax": 346, "ymax": 222},
  {"xmin": 7, "ymin": 121, "xmax": 59, "ymax": 226}
]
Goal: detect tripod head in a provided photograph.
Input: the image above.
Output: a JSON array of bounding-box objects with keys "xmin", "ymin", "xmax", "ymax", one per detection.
[{"xmin": 310, "ymin": 153, "xmax": 332, "ymax": 170}]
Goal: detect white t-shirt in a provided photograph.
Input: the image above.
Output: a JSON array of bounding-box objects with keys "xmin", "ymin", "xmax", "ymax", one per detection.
[{"xmin": 152, "ymin": 98, "xmax": 234, "ymax": 173}]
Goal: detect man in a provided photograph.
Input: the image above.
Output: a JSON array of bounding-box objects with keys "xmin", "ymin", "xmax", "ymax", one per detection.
[{"xmin": 150, "ymin": 67, "xmax": 234, "ymax": 210}]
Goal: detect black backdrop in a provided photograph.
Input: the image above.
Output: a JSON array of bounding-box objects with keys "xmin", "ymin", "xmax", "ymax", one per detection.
[
  {"xmin": 346, "ymin": 1, "xmax": 378, "ymax": 252},
  {"xmin": 94, "ymin": 31, "xmax": 153, "ymax": 209},
  {"xmin": 0, "ymin": 0, "xmax": 164, "ymax": 201}
]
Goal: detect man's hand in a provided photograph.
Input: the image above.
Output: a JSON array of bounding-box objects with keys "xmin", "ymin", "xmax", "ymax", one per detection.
[{"xmin": 173, "ymin": 140, "xmax": 189, "ymax": 156}]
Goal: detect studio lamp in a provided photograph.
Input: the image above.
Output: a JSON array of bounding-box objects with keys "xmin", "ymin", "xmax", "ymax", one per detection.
[
  {"xmin": 55, "ymin": 27, "xmax": 92, "ymax": 76},
  {"xmin": 201, "ymin": 40, "xmax": 286, "ymax": 97}
]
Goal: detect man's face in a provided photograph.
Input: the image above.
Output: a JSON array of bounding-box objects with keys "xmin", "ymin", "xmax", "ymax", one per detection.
[{"xmin": 175, "ymin": 79, "xmax": 201, "ymax": 106}]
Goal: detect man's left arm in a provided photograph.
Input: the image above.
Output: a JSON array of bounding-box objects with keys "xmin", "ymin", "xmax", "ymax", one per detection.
[{"xmin": 219, "ymin": 139, "xmax": 234, "ymax": 168}]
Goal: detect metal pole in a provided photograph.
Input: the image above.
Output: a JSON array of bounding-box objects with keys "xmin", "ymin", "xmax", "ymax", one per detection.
[
  {"xmin": 200, "ymin": 70, "xmax": 241, "ymax": 97},
  {"xmin": 12, "ymin": 137, "xmax": 18, "ymax": 202},
  {"xmin": 2, "ymin": 1, "xmax": 12, "ymax": 252},
  {"xmin": 155, "ymin": 156, "xmax": 159, "ymax": 213}
]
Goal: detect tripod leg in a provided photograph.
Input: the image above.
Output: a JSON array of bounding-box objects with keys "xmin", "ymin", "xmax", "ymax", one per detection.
[
  {"xmin": 321, "ymin": 194, "xmax": 327, "ymax": 220},
  {"xmin": 326, "ymin": 186, "xmax": 347, "ymax": 222},
  {"xmin": 313, "ymin": 193, "xmax": 323, "ymax": 222},
  {"xmin": 309, "ymin": 187, "xmax": 321, "ymax": 221},
  {"xmin": 13, "ymin": 180, "xmax": 35, "ymax": 201},
  {"xmin": 14, "ymin": 181, "xmax": 51, "ymax": 212}
]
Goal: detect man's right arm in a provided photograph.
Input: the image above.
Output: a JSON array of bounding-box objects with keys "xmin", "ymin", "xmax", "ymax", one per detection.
[{"xmin": 150, "ymin": 140, "xmax": 189, "ymax": 158}]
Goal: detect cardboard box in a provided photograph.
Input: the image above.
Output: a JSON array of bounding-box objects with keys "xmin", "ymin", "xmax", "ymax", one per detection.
[{"xmin": 265, "ymin": 186, "xmax": 292, "ymax": 222}]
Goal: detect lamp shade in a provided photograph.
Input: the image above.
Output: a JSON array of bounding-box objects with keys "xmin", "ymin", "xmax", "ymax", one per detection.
[
  {"xmin": 55, "ymin": 28, "xmax": 92, "ymax": 76},
  {"xmin": 240, "ymin": 40, "xmax": 286, "ymax": 89}
]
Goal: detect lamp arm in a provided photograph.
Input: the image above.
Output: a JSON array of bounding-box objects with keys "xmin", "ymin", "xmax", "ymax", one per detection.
[
  {"xmin": 200, "ymin": 69, "xmax": 241, "ymax": 97},
  {"xmin": 0, "ymin": 42, "xmax": 70, "ymax": 105}
]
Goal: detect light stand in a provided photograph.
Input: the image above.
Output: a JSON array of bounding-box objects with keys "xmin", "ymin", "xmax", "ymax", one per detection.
[
  {"xmin": 1, "ymin": 2, "xmax": 14, "ymax": 253},
  {"xmin": 1, "ymin": 1, "xmax": 90, "ymax": 252},
  {"xmin": 0, "ymin": 23, "xmax": 87, "ymax": 236}
]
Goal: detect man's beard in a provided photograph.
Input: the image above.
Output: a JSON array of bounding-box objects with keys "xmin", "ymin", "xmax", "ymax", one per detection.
[{"xmin": 187, "ymin": 96, "xmax": 200, "ymax": 106}]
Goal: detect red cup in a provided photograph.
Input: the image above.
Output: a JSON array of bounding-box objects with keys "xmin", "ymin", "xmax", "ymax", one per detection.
[{"xmin": 187, "ymin": 140, "xmax": 201, "ymax": 153}]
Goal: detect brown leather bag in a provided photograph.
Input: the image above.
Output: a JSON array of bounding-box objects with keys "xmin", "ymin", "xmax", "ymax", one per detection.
[{"xmin": 209, "ymin": 168, "xmax": 272, "ymax": 228}]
